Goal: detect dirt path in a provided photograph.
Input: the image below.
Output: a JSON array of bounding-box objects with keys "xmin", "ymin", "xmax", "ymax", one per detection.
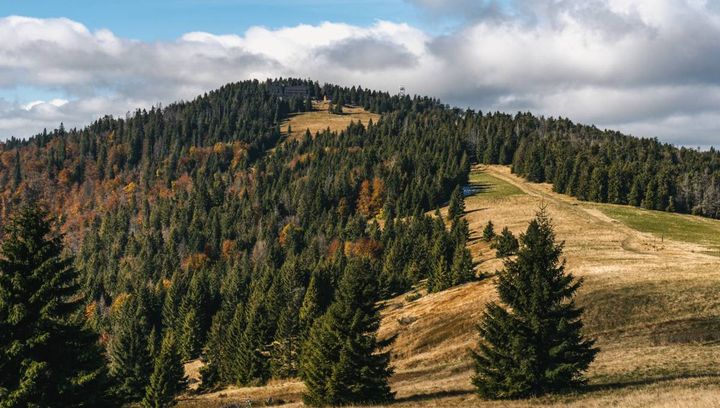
[{"xmin": 479, "ymin": 165, "xmax": 716, "ymax": 261}]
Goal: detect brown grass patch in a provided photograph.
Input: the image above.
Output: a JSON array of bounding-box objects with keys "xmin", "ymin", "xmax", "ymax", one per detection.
[{"xmin": 280, "ymin": 100, "xmax": 380, "ymax": 142}]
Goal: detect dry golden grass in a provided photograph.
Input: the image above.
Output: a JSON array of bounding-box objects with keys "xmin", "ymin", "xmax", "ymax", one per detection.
[
  {"xmin": 280, "ymin": 100, "xmax": 380, "ymax": 142},
  {"xmin": 180, "ymin": 164, "xmax": 720, "ymax": 407}
]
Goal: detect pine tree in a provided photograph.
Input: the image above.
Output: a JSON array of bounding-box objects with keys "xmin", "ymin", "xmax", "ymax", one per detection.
[
  {"xmin": 332, "ymin": 102, "xmax": 344, "ymax": 115},
  {"xmin": 471, "ymin": 210, "xmax": 597, "ymax": 399},
  {"xmin": 491, "ymin": 227, "xmax": 518, "ymax": 258},
  {"xmin": 270, "ymin": 259, "xmax": 306, "ymax": 379},
  {"xmin": 162, "ymin": 271, "xmax": 186, "ymax": 334},
  {"xmin": 201, "ymin": 261, "xmax": 249, "ymax": 387},
  {"xmin": 298, "ymin": 270, "xmax": 323, "ymax": 340},
  {"xmin": 429, "ymin": 254, "xmax": 451, "ymax": 292},
  {"xmin": 482, "ymin": 220, "xmax": 495, "ymax": 242},
  {"xmin": 448, "ymin": 185, "xmax": 465, "ymax": 220},
  {"xmin": 451, "ymin": 218, "xmax": 470, "ymax": 246},
  {"xmin": 300, "ymin": 258, "xmax": 394, "ymax": 406},
  {"xmin": 108, "ymin": 290, "xmax": 154, "ymax": 403},
  {"xmin": 450, "ymin": 245, "xmax": 474, "ymax": 285},
  {"xmin": 380, "ymin": 241, "xmax": 408, "ymax": 296},
  {"xmin": 0, "ymin": 204, "xmax": 115, "ymax": 407},
  {"xmin": 177, "ymin": 270, "xmax": 211, "ymax": 360},
  {"xmin": 235, "ymin": 269, "xmax": 275, "ymax": 385},
  {"xmin": 12, "ymin": 150, "xmax": 21, "ymax": 188},
  {"xmin": 141, "ymin": 331, "xmax": 186, "ymax": 408},
  {"xmin": 178, "ymin": 309, "xmax": 201, "ymax": 361},
  {"xmin": 270, "ymin": 288, "xmax": 304, "ymax": 378}
]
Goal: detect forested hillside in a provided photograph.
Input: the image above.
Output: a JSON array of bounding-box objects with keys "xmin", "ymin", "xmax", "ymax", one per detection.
[
  {"xmin": 0, "ymin": 79, "xmax": 473, "ymax": 405},
  {"xmin": 3, "ymin": 78, "xmax": 720, "ymax": 406},
  {"xmin": 468, "ymin": 112, "xmax": 720, "ymax": 218}
]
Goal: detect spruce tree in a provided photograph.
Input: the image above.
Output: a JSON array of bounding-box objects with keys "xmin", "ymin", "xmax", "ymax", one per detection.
[
  {"xmin": 0, "ymin": 204, "xmax": 115, "ymax": 407},
  {"xmin": 201, "ymin": 261, "xmax": 249, "ymax": 387},
  {"xmin": 380, "ymin": 242, "xmax": 408, "ymax": 296},
  {"xmin": 298, "ymin": 270, "xmax": 323, "ymax": 340},
  {"xmin": 491, "ymin": 227, "xmax": 519, "ymax": 258},
  {"xmin": 108, "ymin": 290, "xmax": 154, "ymax": 402},
  {"xmin": 300, "ymin": 258, "xmax": 393, "ymax": 406},
  {"xmin": 235, "ymin": 268, "xmax": 275, "ymax": 385},
  {"xmin": 429, "ymin": 254, "xmax": 451, "ymax": 292},
  {"xmin": 482, "ymin": 220, "xmax": 495, "ymax": 242},
  {"xmin": 12, "ymin": 150, "xmax": 21, "ymax": 188},
  {"xmin": 448, "ymin": 185, "xmax": 465, "ymax": 220},
  {"xmin": 178, "ymin": 309, "xmax": 201, "ymax": 361},
  {"xmin": 270, "ymin": 289, "xmax": 303, "ymax": 378},
  {"xmin": 471, "ymin": 210, "xmax": 597, "ymax": 399},
  {"xmin": 141, "ymin": 331, "xmax": 186, "ymax": 408},
  {"xmin": 270, "ymin": 259, "xmax": 306, "ymax": 378},
  {"xmin": 450, "ymin": 245, "xmax": 474, "ymax": 285}
]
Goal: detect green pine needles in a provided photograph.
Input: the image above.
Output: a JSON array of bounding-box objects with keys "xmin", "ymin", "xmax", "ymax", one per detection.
[
  {"xmin": 471, "ymin": 209, "xmax": 598, "ymax": 399},
  {"xmin": 300, "ymin": 258, "xmax": 394, "ymax": 406},
  {"xmin": 0, "ymin": 204, "xmax": 115, "ymax": 407},
  {"xmin": 142, "ymin": 331, "xmax": 186, "ymax": 408}
]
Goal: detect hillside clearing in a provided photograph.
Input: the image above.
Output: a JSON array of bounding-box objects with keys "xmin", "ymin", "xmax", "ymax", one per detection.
[
  {"xmin": 280, "ymin": 100, "xmax": 380, "ymax": 142},
  {"xmin": 468, "ymin": 169, "xmax": 524, "ymax": 199},
  {"xmin": 180, "ymin": 164, "xmax": 720, "ymax": 407},
  {"xmin": 595, "ymin": 204, "xmax": 720, "ymax": 253}
]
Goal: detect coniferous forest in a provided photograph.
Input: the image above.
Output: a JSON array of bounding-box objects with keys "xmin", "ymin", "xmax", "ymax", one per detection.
[
  {"xmin": 2, "ymin": 77, "xmax": 718, "ymax": 406},
  {"xmin": 0, "ymin": 79, "xmax": 473, "ymax": 406}
]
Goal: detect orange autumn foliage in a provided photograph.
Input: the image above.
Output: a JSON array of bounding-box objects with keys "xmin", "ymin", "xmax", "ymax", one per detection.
[
  {"xmin": 221, "ymin": 239, "xmax": 237, "ymax": 260},
  {"xmin": 279, "ymin": 222, "xmax": 302, "ymax": 248},
  {"xmin": 84, "ymin": 302, "xmax": 97, "ymax": 321},
  {"xmin": 356, "ymin": 178, "xmax": 385, "ymax": 217},
  {"xmin": 327, "ymin": 238, "xmax": 343, "ymax": 258},
  {"xmin": 57, "ymin": 169, "xmax": 73, "ymax": 186},
  {"xmin": 110, "ymin": 292, "xmax": 130, "ymax": 315},
  {"xmin": 182, "ymin": 253, "xmax": 209, "ymax": 271},
  {"xmin": 344, "ymin": 238, "xmax": 383, "ymax": 260}
]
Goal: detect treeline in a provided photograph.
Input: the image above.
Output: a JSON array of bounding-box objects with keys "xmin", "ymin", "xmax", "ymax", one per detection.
[{"xmin": 467, "ymin": 112, "xmax": 720, "ymax": 218}]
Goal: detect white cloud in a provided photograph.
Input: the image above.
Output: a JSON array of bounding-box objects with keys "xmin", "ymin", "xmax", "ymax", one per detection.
[
  {"xmin": 1, "ymin": 1, "xmax": 720, "ymax": 146},
  {"xmin": 22, "ymin": 99, "xmax": 68, "ymax": 111}
]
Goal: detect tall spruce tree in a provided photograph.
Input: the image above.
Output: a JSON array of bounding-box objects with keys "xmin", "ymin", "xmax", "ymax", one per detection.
[
  {"xmin": 300, "ymin": 258, "xmax": 393, "ymax": 406},
  {"xmin": 429, "ymin": 254, "xmax": 451, "ymax": 292},
  {"xmin": 108, "ymin": 289, "xmax": 155, "ymax": 402},
  {"xmin": 141, "ymin": 331, "xmax": 186, "ymax": 408},
  {"xmin": 482, "ymin": 220, "xmax": 496, "ymax": 242},
  {"xmin": 448, "ymin": 185, "xmax": 465, "ymax": 220},
  {"xmin": 0, "ymin": 204, "xmax": 115, "ymax": 407},
  {"xmin": 298, "ymin": 270, "xmax": 323, "ymax": 340},
  {"xmin": 471, "ymin": 210, "xmax": 597, "ymax": 399},
  {"xmin": 450, "ymin": 245, "xmax": 474, "ymax": 285}
]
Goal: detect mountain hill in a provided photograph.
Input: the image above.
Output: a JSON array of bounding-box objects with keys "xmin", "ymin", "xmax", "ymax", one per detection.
[{"xmin": 2, "ymin": 79, "xmax": 720, "ymax": 407}]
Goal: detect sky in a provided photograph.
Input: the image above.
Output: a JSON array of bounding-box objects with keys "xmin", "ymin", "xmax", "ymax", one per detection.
[{"xmin": 1, "ymin": 0, "xmax": 719, "ymax": 147}]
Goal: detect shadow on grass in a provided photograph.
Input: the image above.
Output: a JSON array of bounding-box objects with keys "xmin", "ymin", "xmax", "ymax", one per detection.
[
  {"xmin": 464, "ymin": 208, "xmax": 486, "ymax": 216},
  {"xmin": 391, "ymin": 373, "xmax": 720, "ymax": 406},
  {"xmin": 394, "ymin": 389, "xmax": 474, "ymax": 404},
  {"xmin": 464, "ymin": 182, "xmax": 492, "ymax": 198},
  {"xmin": 583, "ymin": 372, "xmax": 720, "ymax": 394}
]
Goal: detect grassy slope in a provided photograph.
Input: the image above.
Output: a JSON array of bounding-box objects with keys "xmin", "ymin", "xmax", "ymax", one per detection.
[
  {"xmin": 280, "ymin": 100, "xmax": 380, "ymax": 142},
  {"xmin": 596, "ymin": 204, "xmax": 720, "ymax": 253},
  {"xmin": 179, "ymin": 169, "xmax": 720, "ymax": 407},
  {"xmin": 468, "ymin": 169, "xmax": 524, "ymax": 199}
]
